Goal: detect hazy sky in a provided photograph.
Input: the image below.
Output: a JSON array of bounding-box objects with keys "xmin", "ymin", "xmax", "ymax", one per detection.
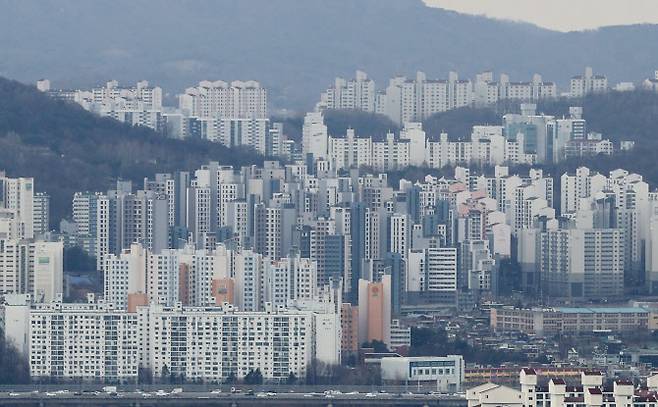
[{"xmin": 424, "ymin": 0, "xmax": 658, "ymax": 32}]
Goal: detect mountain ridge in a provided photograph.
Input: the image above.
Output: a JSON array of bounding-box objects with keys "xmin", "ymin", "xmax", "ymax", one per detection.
[{"xmin": 2, "ymin": 0, "xmax": 658, "ymax": 110}]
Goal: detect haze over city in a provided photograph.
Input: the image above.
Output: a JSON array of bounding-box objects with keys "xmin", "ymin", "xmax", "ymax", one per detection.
[{"xmin": 424, "ymin": 0, "xmax": 658, "ymax": 31}]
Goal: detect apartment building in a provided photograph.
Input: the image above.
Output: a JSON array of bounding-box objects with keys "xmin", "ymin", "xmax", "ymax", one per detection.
[
  {"xmin": 3, "ymin": 295, "xmax": 340, "ymax": 382},
  {"xmin": 490, "ymin": 306, "xmax": 650, "ymax": 336},
  {"xmin": 319, "ymin": 70, "xmax": 376, "ymax": 112},
  {"xmin": 178, "ymin": 80, "xmax": 268, "ymax": 119},
  {"xmin": 569, "ymin": 67, "xmax": 608, "ymax": 98},
  {"xmin": 0, "ymin": 239, "xmax": 63, "ymax": 303},
  {"xmin": 40, "ymin": 80, "xmax": 164, "ymax": 131}
]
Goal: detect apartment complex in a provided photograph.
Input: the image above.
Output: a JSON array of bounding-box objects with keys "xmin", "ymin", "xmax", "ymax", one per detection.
[
  {"xmin": 178, "ymin": 80, "xmax": 268, "ymax": 119},
  {"xmin": 39, "ymin": 80, "xmax": 164, "ymax": 131},
  {"xmin": 490, "ymin": 306, "xmax": 650, "ymax": 336},
  {"xmin": 569, "ymin": 67, "xmax": 609, "ymax": 98},
  {"xmin": 321, "ymin": 104, "xmax": 613, "ymax": 171},
  {"xmin": 319, "ymin": 68, "xmax": 605, "ymax": 125},
  {"xmin": 3, "ymin": 295, "xmax": 338, "ymax": 382}
]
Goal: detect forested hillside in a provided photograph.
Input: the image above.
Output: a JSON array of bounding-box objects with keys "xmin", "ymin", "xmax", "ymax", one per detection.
[{"xmin": 0, "ymin": 77, "xmax": 264, "ymax": 225}]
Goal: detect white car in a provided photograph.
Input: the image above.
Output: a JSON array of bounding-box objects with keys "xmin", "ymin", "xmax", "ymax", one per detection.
[{"xmin": 365, "ymin": 392, "xmax": 377, "ymax": 397}]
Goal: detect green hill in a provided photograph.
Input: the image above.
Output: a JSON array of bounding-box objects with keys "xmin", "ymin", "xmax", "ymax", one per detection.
[{"xmin": 0, "ymin": 77, "xmax": 264, "ymax": 226}]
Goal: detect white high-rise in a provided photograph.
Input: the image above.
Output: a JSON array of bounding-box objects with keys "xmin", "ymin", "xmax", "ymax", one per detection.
[
  {"xmin": 0, "ymin": 239, "xmax": 63, "ymax": 303},
  {"xmin": 179, "ymin": 80, "xmax": 268, "ymax": 119},
  {"xmin": 569, "ymin": 67, "xmax": 608, "ymax": 98},
  {"xmin": 0, "ymin": 173, "xmax": 34, "ymax": 239},
  {"xmin": 320, "ymin": 70, "xmax": 376, "ymax": 112},
  {"xmin": 302, "ymin": 112, "xmax": 329, "ymax": 161}
]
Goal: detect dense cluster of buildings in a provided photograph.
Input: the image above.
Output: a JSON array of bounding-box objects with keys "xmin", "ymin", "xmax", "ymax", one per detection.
[
  {"xmin": 3, "ymin": 68, "xmax": 658, "ymax": 383},
  {"xmin": 37, "ymin": 79, "xmax": 288, "ymax": 156},
  {"xmin": 0, "ymin": 173, "xmax": 60, "ymax": 304},
  {"xmin": 4, "ymin": 150, "xmax": 658, "ymax": 381},
  {"xmin": 318, "ymin": 68, "xmax": 610, "ymax": 124},
  {"xmin": 318, "ymin": 104, "xmax": 615, "ymax": 169},
  {"xmin": 37, "ymin": 79, "xmax": 164, "ymax": 131},
  {"xmin": 35, "ymin": 67, "xmax": 657, "ymax": 168},
  {"xmin": 3, "ymin": 294, "xmax": 339, "ymax": 382}
]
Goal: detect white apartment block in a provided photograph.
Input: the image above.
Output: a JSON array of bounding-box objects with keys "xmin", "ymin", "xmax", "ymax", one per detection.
[
  {"xmin": 41, "ymin": 80, "xmax": 164, "ymax": 131},
  {"xmin": 104, "ymin": 243, "xmax": 148, "ymax": 310},
  {"xmin": 302, "ymin": 112, "xmax": 329, "ymax": 161},
  {"xmin": 389, "ymin": 213, "xmax": 409, "ymax": 261},
  {"xmin": 0, "ymin": 173, "xmax": 34, "ymax": 239},
  {"xmin": 328, "ymin": 128, "xmax": 373, "ymax": 170},
  {"xmin": 319, "ymin": 70, "xmax": 376, "ymax": 112},
  {"xmin": 570, "ymin": 67, "xmax": 608, "ymax": 97},
  {"xmin": 27, "ymin": 298, "xmax": 140, "ymax": 381},
  {"xmin": 378, "ymin": 71, "xmax": 472, "ymax": 125},
  {"xmin": 559, "ymin": 167, "xmax": 651, "ymax": 284},
  {"xmin": 184, "ymin": 117, "xmax": 272, "ymax": 154},
  {"xmin": 90, "ymin": 187, "xmax": 169, "ymax": 270},
  {"xmin": 264, "ymin": 255, "xmax": 318, "ymax": 308},
  {"xmin": 138, "ymin": 301, "xmax": 340, "ymax": 382},
  {"xmin": 0, "ymin": 240, "xmax": 63, "ymax": 303},
  {"xmin": 538, "ymin": 227, "xmax": 625, "ymax": 299},
  {"xmin": 371, "ymin": 133, "xmax": 411, "ymax": 171},
  {"xmin": 138, "ymin": 302, "xmax": 315, "ymax": 382},
  {"xmin": 72, "ymin": 192, "xmax": 101, "ymax": 256},
  {"xmin": 3, "ymin": 295, "xmax": 340, "ymax": 382},
  {"xmin": 560, "ymin": 167, "xmax": 607, "ymax": 214},
  {"xmin": 474, "ymin": 72, "xmax": 557, "ymax": 107},
  {"xmin": 104, "ymin": 243, "xmax": 236, "ymax": 310},
  {"xmin": 319, "ymin": 70, "xmax": 562, "ymax": 123},
  {"xmin": 178, "ymin": 80, "xmax": 268, "ymax": 119},
  {"xmin": 325, "ymin": 126, "xmax": 536, "ymax": 173},
  {"xmin": 406, "ymin": 248, "xmax": 458, "ymax": 292}
]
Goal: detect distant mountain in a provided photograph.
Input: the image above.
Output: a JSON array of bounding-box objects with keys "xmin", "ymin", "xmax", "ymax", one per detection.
[
  {"xmin": 0, "ymin": 77, "xmax": 264, "ymax": 225},
  {"xmin": 1, "ymin": 0, "xmax": 658, "ymax": 111}
]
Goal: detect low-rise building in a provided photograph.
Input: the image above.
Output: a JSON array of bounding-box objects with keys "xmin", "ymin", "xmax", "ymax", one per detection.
[
  {"xmin": 381, "ymin": 355, "xmax": 464, "ymax": 391},
  {"xmin": 490, "ymin": 306, "xmax": 650, "ymax": 336}
]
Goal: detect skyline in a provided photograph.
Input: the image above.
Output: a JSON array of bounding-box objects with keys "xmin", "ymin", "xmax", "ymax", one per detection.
[
  {"xmin": 4, "ymin": 0, "xmax": 658, "ymax": 400},
  {"xmin": 424, "ymin": 0, "xmax": 658, "ymax": 31}
]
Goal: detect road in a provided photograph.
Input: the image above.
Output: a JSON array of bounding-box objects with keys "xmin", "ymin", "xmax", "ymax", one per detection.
[{"xmin": 0, "ymin": 390, "xmax": 468, "ymax": 406}]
